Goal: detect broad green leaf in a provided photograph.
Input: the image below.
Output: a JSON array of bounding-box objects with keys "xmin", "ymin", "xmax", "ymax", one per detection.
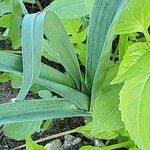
[
  {"xmin": 0, "ymin": 52, "xmax": 89, "ymax": 110},
  {"xmin": 77, "ymin": 123, "xmax": 120, "ymax": 140},
  {"xmin": 16, "ymin": 12, "xmax": 44, "ymax": 101},
  {"xmin": 63, "ymin": 19, "xmax": 87, "ymax": 65},
  {"xmin": 86, "ymin": 0, "xmax": 127, "ymax": 107},
  {"xmin": 0, "ymin": 0, "xmax": 12, "ymax": 16},
  {"xmin": 44, "ymin": 10, "xmax": 84, "ymax": 91},
  {"xmin": 0, "ymin": 51, "xmax": 75, "ymax": 88},
  {"xmin": 102, "ymin": 64, "xmax": 119, "ymax": 88},
  {"xmin": 37, "ymin": 78, "xmax": 89, "ymax": 110},
  {"xmin": 26, "ymin": 136, "xmax": 45, "ymax": 150},
  {"xmin": 47, "ymin": 0, "xmax": 94, "ymax": 19},
  {"xmin": 112, "ymin": 43, "xmax": 150, "ymax": 84},
  {"xmin": 91, "ymin": 85, "xmax": 124, "ymax": 135},
  {"xmin": 11, "ymin": 74, "xmax": 22, "ymax": 88},
  {"xmin": 4, "ymin": 121, "xmax": 42, "ymax": 140},
  {"xmin": 0, "ymin": 73, "xmax": 11, "ymax": 83},
  {"xmin": 0, "ymin": 0, "xmax": 23, "ymax": 49},
  {"xmin": 116, "ymin": 0, "xmax": 150, "ymax": 40},
  {"xmin": 0, "ymin": 98, "xmax": 90, "ymax": 125},
  {"xmin": 63, "ymin": 19, "xmax": 86, "ymax": 44},
  {"xmin": 120, "ymin": 74, "xmax": 150, "ymax": 150},
  {"xmin": 38, "ymin": 90, "xmax": 53, "ymax": 98}
]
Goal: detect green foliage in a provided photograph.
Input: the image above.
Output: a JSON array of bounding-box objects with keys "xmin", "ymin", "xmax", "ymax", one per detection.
[
  {"xmin": 0, "ymin": 0, "xmax": 23, "ymax": 49},
  {"xmin": 38, "ymin": 90, "xmax": 53, "ymax": 98},
  {"xmin": 63, "ymin": 19, "xmax": 87, "ymax": 65},
  {"xmin": 47, "ymin": 0, "xmax": 94, "ymax": 19},
  {"xmin": 26, "ymin": 136, "xmax": 45, "ymax": 150},
  {"xmin": 116, "ymin": 0, "xmax": 150, "ymax": 40},
  {"xmin": 4, "ymin": 121, "xmax": 42, "ymax": 140},
  {"xmin": 112, "ymin": 42, "xmax": 150, "ymax": 84},
  {"xmin": 86, "ymin": 0, "xmax": 127, "ymax": 103},
  {"xmin": 120, "ymin": 74, "xmax": 150, "ymax": 150},
  {"xmin": 2, "ymin": 0, "xmax": 150, "ymax": 150},
  {"xmin": 91, "ymin": 85, "xmax": 124, "ymax": 135},
  {"xmin": 0, "ymin": 73, "xmax": 11, "ymax": 83},
  {"xmin": 0, "ymin": 98, "xmax": 90, "ymax": 125}
]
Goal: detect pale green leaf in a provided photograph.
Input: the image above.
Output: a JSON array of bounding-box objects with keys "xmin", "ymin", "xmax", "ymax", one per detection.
[
  {"xmin": 26, "ymin": 136, "xmax": 45, "ymax": 150},
  {"xmin": 86, "ymin": 0, "xmax": 127, "ymax": 107},
  {"xmin": 0, "ymin": 0, "xmax": 12, "ymax": 16},
  {"xmin": 47, "ymin": 0, "xmax": 94, "ymax": 19},
  {"xmin": 11, "ymin": 74, "xmax": 22, "ymax": 89},
  {"xmin": 0, "ymin": 73, "xmax": 11, "ymax": 83},
  {"xmin": 116, "ymin": 0, "xmax": 150, "ymax": 38},
  {"xmin": 0, "ymin": 52, "xmax": 89, "ymax": 110},
  {"xmin": 63, "ymin": 19, "xmax": 87, "ymax": 65},
  {"xmin": 112, "ymin": 43, "xmax": 150, "ymax": 84},
  {"xmin": 77, "ymin": 123, "xmax": 120, "ymax": 140},
  {"xmin": 16, "ymin": 12, "xmax": 44, "ymax": 101},
  {"xmin": 102, "ymin": 64, "xmax": 119, "ymax": 88},
  {"xmin": 120, "ymin": 74, "xmax": 150, "ymax": 150},
  {"xmin": 63, "ymin": 19, "xmax": 86, "ymax": 43},
  {"xmin": 37, "ymin": 78, "xmax": 89, "ymax": 110},
  {"xmin": 44, "ymin": 10, "xmax": 84, "ymax": 91},
  {"xmin": 38, "ymin": 90, "xmax": 53, "ymax": 98},
  {"xmin": 0, "ymin": 98, "xmax": 90, "ymax": 125},
  {"xmin": 91, "ymin": 85, "xmax": 124, "ymax": 135},
  {"xmin": 4, "ymin": 121, "xmax": 42, "ymax": 140}
]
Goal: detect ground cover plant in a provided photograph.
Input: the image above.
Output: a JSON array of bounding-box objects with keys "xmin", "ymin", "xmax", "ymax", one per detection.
[{"xmin": 0, "ymin": 0, "xmax": 150, "ymax": 149}]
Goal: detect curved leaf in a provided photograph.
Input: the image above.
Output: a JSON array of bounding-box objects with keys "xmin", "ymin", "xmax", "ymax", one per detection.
[
  {"xmin": 116, "ymin": 0, "xmax": 150, "ymax": 38},
  {"xmin": 4, "ymin": 121, "xmax": 42, "ymax": 140},
  {"xmin": 0, "ymin": 98, "xmax": 90, "ymax": 125},
  {"xmin": 86, "ymin": 0, "xmax": 127, "ymax": 106},
  {"xmin": 91, "ymin": 85, "xmax": 124, "ymax": 135},
  {"xmin": 46, "ymin": 0, "xmax": 94, "ymax": 19},
  {"xmin": 43, "ymin": 10, "xmax": 83, "ymax": 90},
  {"xmin": 26, "ymin": 136, "xmax": 45, "ymax": 150},
  {"xmin": 112, "ymin": 43, "xmax": 150, "ymax": 84},
  {"xmin": 16, "ymin": 12, "xmax": 44, "ymax": 101},
  {"xmin": 120, "ymin": 74, "xmax": 150, "ymax": 150},
  {"xmin": 0, "ymin": 51, "xmax": 75, "ymax": 89}
]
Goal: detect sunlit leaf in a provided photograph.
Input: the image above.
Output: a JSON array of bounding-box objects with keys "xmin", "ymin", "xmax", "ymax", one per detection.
[
  {"xmin": 47, "ymin": 0, "xmax": 94, "ymax": 19},
  {"xmin": 86, "ymin": 0, "xmax": 127, "ymax": 107},
  {"xmin": 120, "ymin": 74, "xmax": 150, "ymax": 150},
  {"xmin": 4, "ymin": 121, "xmax": 42, "ymax": 140},
  {"xmin": 112, "ymin": 43, "xmax": 150, "ymax": 84},
  {"xmin": 26, "ymin": 136, "xmax": 45, "ymax": 150},
  {"xmin": 116, "ymin": 0, "xmax": 150, "ymax": 40}
]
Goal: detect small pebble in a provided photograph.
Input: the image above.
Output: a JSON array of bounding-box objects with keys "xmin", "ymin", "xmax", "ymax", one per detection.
[
  {"xmin": 63, "ymin": 135, "xmax": 82, "ymax": 150},
  {"xmin": 94, "ymin": 139, "xmax": 105, "ymax": 147},
  {"xmin": 64, "ymin": 135, "xmax": 75, "ymax": 141},
  {"xmin": 45, "ymin": 139, "xmax": 63, "ymax": 150}
]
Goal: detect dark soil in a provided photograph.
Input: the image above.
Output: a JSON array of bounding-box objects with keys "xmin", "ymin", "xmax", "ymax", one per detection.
[{"xmin": 0, "ymin": 83, "xmax": 92, "ymax": 150}]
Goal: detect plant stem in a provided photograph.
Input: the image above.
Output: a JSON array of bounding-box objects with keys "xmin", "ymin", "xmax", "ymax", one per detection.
[
  {"xmin": 36, "ymin": 0, "xmax": 43, "ymax": 11},
  {"xmin": 101, "ymin": 140, "xmax": 133, "ymax": 150}
]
